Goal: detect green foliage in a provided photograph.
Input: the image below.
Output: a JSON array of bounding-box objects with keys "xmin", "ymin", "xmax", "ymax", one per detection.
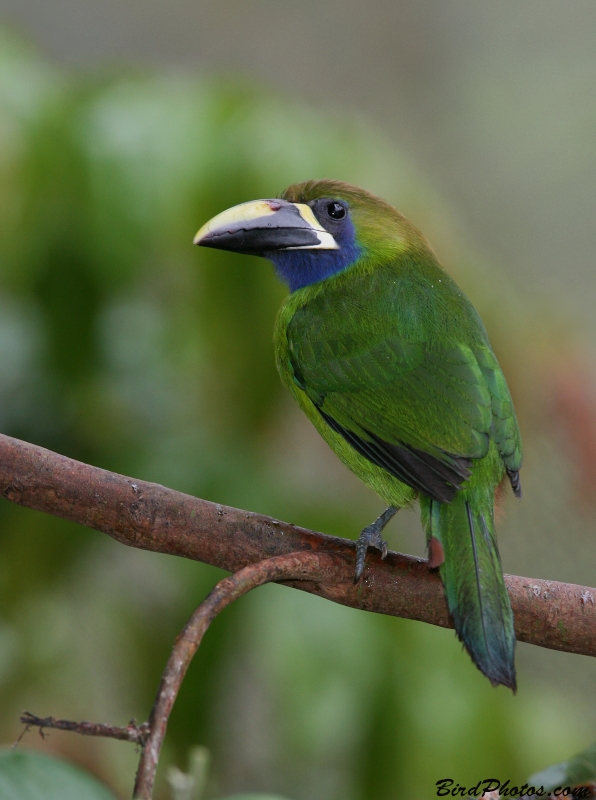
[
  {"xmin": 0, "ymin": 748, "xmax": 118, "ymax": 799},
  {"xmin": 530, "ymin": 742, "xmax": 596, "ymax": 794},
  {"xmin": 0, "ymin": 747, "xmax": 292, "ymax": 800}
]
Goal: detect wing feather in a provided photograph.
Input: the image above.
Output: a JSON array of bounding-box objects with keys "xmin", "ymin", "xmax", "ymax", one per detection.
[{"xmin": 286, "ymin": 268, "xmax": 522, "ymax": 499}]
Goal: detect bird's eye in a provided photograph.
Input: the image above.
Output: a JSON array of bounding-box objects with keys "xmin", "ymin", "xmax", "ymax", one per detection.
[{"xmin": 326, "ymin": 201, "xmax": 346, "ymax": 220}]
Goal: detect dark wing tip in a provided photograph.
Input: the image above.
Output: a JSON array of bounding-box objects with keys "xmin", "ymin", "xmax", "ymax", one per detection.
[
  {"xmin": 318, "ymin": 409, "xmax": 471, "ymax": 504},
  {"xmin": 507, "ymin": 468, "xmax": 522, "ymax": 499}
]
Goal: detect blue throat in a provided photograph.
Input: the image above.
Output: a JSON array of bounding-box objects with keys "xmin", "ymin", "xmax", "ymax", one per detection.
[{"xmin": 266, "ymin": 219, "xmax": 361, "ymax": 292}]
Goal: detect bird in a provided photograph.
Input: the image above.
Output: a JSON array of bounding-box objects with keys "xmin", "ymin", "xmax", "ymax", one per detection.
[{"xmin": 194, "ymin": 179, "xmax": 522, "ymax": 690}]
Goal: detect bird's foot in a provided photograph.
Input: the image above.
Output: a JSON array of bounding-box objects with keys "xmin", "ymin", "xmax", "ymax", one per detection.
[{"xmin": 354, "ymin": 506, "xmax": 398, "ymax": 583}]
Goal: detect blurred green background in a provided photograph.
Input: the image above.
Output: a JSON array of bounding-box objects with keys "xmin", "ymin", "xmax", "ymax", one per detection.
[{"xmin": 1, "ymin": 4, "xmax": 596, "ymax": 798}]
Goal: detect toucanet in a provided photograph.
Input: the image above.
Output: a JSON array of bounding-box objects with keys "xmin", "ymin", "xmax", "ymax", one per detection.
[{"xmin": 195, "ymin": 180, "xmax": 522, "ymax": 690}]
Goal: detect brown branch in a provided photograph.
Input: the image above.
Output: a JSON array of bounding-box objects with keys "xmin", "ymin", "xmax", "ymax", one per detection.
[
  {"xmin": 0, "ymin": 432, "xmax": 595, "ymax": 656},
  {"xmin": 133, "ymin": 551, "xmax": 339, "ymax": 799},
  {"xmin": 19, "ymin": 552, "xmax": 341, "ymax": 799},
  {"xmin": 18, "ymin": 712, "xmax": 149, "ymax": 745}
]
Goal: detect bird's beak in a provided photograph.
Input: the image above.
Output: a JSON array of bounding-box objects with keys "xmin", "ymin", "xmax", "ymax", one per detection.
[{"xmin": 193, "ymin": 199, "xmax": 338, "ymax": 254}]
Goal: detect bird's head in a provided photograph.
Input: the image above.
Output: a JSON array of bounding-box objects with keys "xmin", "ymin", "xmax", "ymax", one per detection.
[{"xmin": 194, "ymin": 179, "xmax": 429, "ymax": 292}]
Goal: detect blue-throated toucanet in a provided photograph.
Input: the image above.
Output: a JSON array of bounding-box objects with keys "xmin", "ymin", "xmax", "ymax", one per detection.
[{"xmin": 195, "ymin": 180, "xmax": 522, "ymax": 690}]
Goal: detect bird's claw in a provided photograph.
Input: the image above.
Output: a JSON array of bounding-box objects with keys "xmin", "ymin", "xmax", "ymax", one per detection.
[
  {"xmin": 353, "ymin": 506, "xmax": 397, "ymax": 582},
  {"xmin": 354, "ymin": 524, "xmax": 389, "ymax": 583}
]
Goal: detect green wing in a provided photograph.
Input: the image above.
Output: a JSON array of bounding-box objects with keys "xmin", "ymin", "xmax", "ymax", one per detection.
[{"xmin": 286, "ymin": 278, "xmax": 521, "ymax": 502}]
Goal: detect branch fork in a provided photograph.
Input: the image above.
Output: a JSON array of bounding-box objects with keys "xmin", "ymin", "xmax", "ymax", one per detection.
[
  {"xmin": 3, "ymin": 430, "xmax": 596, "ymax": 797},
  {"xmin": 19, "ymin": 551, "xmax": 342, "ymax": 799}
]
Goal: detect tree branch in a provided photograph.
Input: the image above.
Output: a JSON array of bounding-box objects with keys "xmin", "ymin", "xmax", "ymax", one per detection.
[
  {"xmin": 18, "ymin": 713, "xmax": 149, "ymax": 745},
  {"xmin": 0, "ymin": 432, "xmax": 594, "ymax": 657},
  {"xmin": 19, "ymin": 551, "xmax": 340, "ymax": 799},
  {"xmin": 133, "ymin": 551, "xmax": 339, "ymax": 799}
]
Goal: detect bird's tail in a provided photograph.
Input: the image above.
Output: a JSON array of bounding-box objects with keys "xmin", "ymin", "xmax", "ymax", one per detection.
[{"xmin": 420, "ymin": 490, "xmax": 516, "ymax": 690}]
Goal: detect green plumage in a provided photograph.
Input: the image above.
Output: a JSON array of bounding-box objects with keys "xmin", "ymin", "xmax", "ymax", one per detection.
[
  {"xmin": 274, "ymin": 181, "xmax": 521, "ymax": 689},
  {"xmin": 196, "ymin": 178, "xmax": 522, "ymax": 689}
]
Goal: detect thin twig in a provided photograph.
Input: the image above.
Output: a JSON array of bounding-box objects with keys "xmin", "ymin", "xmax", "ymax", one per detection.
[
  {"xmin": 18, "ymin": 712, "xmax": 149, "ymax": 745},
  {"xmin": 0, "ymin": 432, "xmax": 595, "ymax": 656},
  {"xmin": 133, "ymin": 550, "xmax": 340, "ymax": 800},
  {"xmin": 16, "ymin": 553, "xmax": 340, "ymax": 799}
]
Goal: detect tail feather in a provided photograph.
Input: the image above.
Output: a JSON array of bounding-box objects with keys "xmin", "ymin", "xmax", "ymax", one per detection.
[{"xmin": 422, "ymin": 493, "xmax": 516, "ymax": 690}]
